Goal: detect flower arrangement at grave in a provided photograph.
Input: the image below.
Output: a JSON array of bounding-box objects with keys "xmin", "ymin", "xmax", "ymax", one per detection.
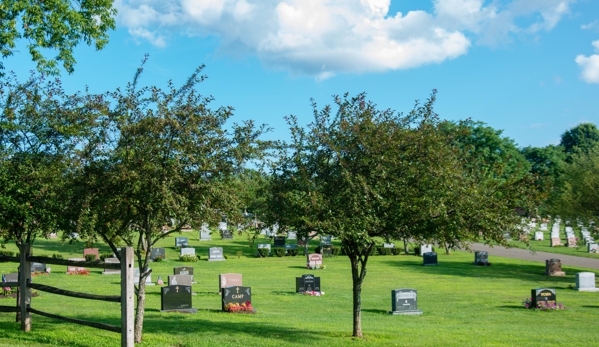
[
  {"xmin": 31, "ymin": 271, "xmax": 49, "ymax": 277},
  {"xmin": 153, "ymin": 254, "xmax": 165, "ymax": 262},
  {"xmin": 301, "ymin": 291, "xmax": 325, "ymax": 296},
  {"xmin": 522, "ymin": 298, "xmax": 566, "ymax": 311},
  {"xmin": 67, "ymin": 269, "xmax": 90, "ymax": 275},
  {"xmin": 2, "ymin": 287, "xmax": 11, "ymax": 296},
  {"xmin": 179, "ymin": 254, "xmax": 198, "ymax": 262},
  {"xmin": 306, "ymin": 264, "xmax": 326, "ymax": 270},
  {"xmin": 224, "ymin": 301, "xmax": 254, "ymax": 313}
]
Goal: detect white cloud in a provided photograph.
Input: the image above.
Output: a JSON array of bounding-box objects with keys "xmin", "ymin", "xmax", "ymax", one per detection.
[
  {"xmin": 582, "ymin": 21, "xmax": 599, "ymax": 30},
  {"xmin": 575, "ymin": 40, "xmax": 599, "ymax": 84},
  {"xmin": 114, "ymin": 0, "xmax": 578, "ymax": 78}
]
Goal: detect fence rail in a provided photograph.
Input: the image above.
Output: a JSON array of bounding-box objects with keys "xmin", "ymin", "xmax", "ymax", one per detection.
[{"xmin": 0, "ymin": 243, "xmax": 134, "ymax": 347}]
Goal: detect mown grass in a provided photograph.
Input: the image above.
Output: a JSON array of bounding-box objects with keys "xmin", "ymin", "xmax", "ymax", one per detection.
[
  {"xmin": 504, "ymin": 227, "xmax": 599, "ymax": 259},
  {"xmin": 1, "ymin": 232, "xmax": 599, "ymax": 347}
]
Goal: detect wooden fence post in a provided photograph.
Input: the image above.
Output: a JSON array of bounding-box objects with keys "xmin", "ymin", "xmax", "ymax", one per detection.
[
  {"xmin": 120, "ymin": 247, "xmax": 134, "ymax": 347},
  {"xmin": 19, "ymin": 243, "xmax": 31, "ymax": 331}
]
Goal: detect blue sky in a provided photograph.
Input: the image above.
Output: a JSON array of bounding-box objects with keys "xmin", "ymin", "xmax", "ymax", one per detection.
[{"xmin": 4, "ymin": 0, "xmax": 599, "ymax": 148}]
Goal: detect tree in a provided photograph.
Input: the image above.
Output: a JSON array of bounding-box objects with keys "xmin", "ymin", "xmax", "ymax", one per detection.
[
  {"xmin": 560, "ymin": 123, "xmax": 599, "ymax": 157},
  {"xmin": 0, "ymin": 72, "xmax": 105, "ymax": 246},
  {"xmin": 551, "ymin": 146, "xmax": 599, "ymax": 222},
  {"xmin": 0, "ymin": 0, "xmax": 117, "ymax": 75},
  {"xmin": 272, "ymin": 91, "xmax": 542, "ymax": 337},
  {"xmin": 69, "ymin": 58, "xmax": 270, "ymax": 342}
]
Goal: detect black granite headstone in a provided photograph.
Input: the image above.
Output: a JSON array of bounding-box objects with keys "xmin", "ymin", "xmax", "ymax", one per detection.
[
  {"xmin": 531, "ymin": 288, "xmax": 556, "ymax": 308},
  {"xmin": 296, "ymin": 274, "xmax": 321, "ymax": 293},
  {"xmin": 175, "ymin": 237, "xmax": 189, "ymax": 248},
  {"xmin": 273, "ymin": 236, "xmax": 286, "ymax": 247},
  {"xmin": 390, "ymin": 288, "xmax": 422, "ymax": 315},
  {"xmin": 161, "ymin": 285, "xmax": 196, "ymax": 312},
  {"xmin": 423, "ymin": 252, "xmax": 438, "ymax": 266},
  {"xmin": 320, "ymin": 245, "xmax": 333, "ymax": 257},
  {"xmin": 222, "ymin": 286, "xmax": 251, "ymax": 311},
  {"xmin": 150, "ymin": 248, "xmax": 166, "ymax": 261},
  {"xmin": 221, "ymin": 229, "xmax": 233, "ymax": 240}
]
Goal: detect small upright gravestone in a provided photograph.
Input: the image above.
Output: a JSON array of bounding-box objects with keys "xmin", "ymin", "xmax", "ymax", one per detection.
[
  {"xmin": 545, "ymin": 259, "xmax": 565, "ymax": 276},
  {"xmin": 168, "ymin": 274, "xmax": 193, "ymax": 287},
  {"xmin": 575, "ymin": 272, "xmax": 599, "ymax": 292},
  {"xmin": 180, "ymin": 247, "xmax": 196, "ymax": 257},
  {"xmin": 531, "ymin": 288, "xmax": 556, "ymax": 308},
  {"xmin": 419, "ymin": 244, "xmax": 433, "ymax": 255},
  {"xmin": 4, "ymin": 273, "xmax": 18, "ymax": 283},
  {"xmin": 208, "ymin": 247, "xmax": 225, "ymax": 261},
  {"xmin": 307, "ymin": 254, "xmax": 323, "ymax": 268},
  {"xmin": 221, "ymin": 229, "xmax": 233, "ymax": 240},
  {"xmin": 31, "ymin": 263, "xmax": 46, "ymax": 273},
  {"xmin": 134, "ymin": 268, "xmax": 154, "ymax": 286},
  {"xmin": 67, "ymin": 258, "xmax": 86, "ymax": 274},
  {"xmin": 222, "ymin": 286, "xmax": 252, "ymax": 312},
  {"xmin": 588, "ymin": 243, "xmax": 599, "ymax": 253},
  {"xmin": 389, "ymin": 289, "xmax": 422, "ymax": 315},
  {"xmin": 174, "ymin": 266, "xmax": 194, "ymax": 282},
  {"xmin": 102, "ymin": 257, "xmax": 121, "ymax": 275},
  {"xmin": 199, "ymin": 224, "xmax": 212, "ymax": 241},
  {"xmin": 551, "ymin": 237, "xmax": 561, "ymax": 247},
  {"xmin": 150, "ymin": 248, "xmax": 166, "ymax": 261},
  {"xmin": 296, "ymin": 274, "xmax": 321, "ymax": 293},
  {"xmin": 534, "ymin": 231, "xmax": 544, "ymax": 241},
  {"xmin": 287, "ymin": 231, "xmax": 297, "ymax": 240},
  {"xmin": 423, "ymin": 252, "xmax": 438, "ymax": 266},
  {"xmin": 175, "ymin": 237, "xmax": 189, "ymax": 248},
  {"xmin": 474, "ymin": 251, "xmax": 489, "ymax": 265},
  {"xmin": 161, "ymin": 285, "xmax": 196, "ymax": 313},
  {"xmin": 320, "ymin": 235, "xmax": 332, "ymax": 246},
  {"xmin": 83, "ymin": 248, "xmax": 99, "ymax": 260},
  {"xmin": 567, "ymin": 237, "xmax": 577, "ymax": 247},
  {"xmin": 219, "ymin": 273, "xmax": 243, "ymax": 294},
  {"xmin": 273, "ymin": 236, "xmax": 286, "ymax": 247},
  {"xmin": 383, "ymin": 243, "xmax": 395, "ymax": 249}
]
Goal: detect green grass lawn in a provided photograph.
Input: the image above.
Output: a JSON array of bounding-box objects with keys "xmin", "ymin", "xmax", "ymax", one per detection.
[
  {"xmin": 504, "ymin": 227, "xmax": 599, "ymax": 259},
  {"xmin": 1, "ymin": 233, "xmax": 599, "ymax": 347}
]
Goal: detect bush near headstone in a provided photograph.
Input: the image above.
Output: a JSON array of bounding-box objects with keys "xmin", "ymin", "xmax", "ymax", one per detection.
[
  {"xmin": 179, "ymin": 254, "xmax": 199, "ymax": 262},
  {"xmin": 287, "ymin": 248, "xmax": 299, "ymax": 256},
  {"xmin": 257, "ymin": 248, "xmax": 270, "ymax": 258},
  {"xmin": 0, "ymin": 250, "xmax": 15, "ymax": 257},
  {"xmin": 99, "ymin": 253, "xmax": 113, "ymax": 261},
  {"xmin": 84, "ymin": 254, "xmax": 97, "ymax": 262},
  {"xmin": 273, "ymin": 248, "xmax": 286, "ymax": 257},
  {"xmin": 376, "ymin": 247, "xmax": 392, "ymax": 255}
]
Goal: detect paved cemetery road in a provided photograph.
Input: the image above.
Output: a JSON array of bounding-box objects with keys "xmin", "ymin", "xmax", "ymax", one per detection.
[{"xmin": 471, "ymin": 243, "xmax": 599, "ymax": 270}]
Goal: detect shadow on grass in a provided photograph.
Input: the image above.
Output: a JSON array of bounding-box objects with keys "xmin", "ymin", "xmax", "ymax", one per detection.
[
  {"xmin": 362, "ymin": 308, "xmax": 388, "ymax": 314},
  {"xmin": 288, "ymin": 266, "xmax": 308, "ymax": 269},
  {"xmin": 143, "ymin": 314, "xmax": 322, "ymax": 344},
  {"xmin": 381, "ymin": 259, "xmax": 577, "ymax": 284},
  {"xmin": 271, "ymin": 291, "xmax": 296, "ymax": 295}
]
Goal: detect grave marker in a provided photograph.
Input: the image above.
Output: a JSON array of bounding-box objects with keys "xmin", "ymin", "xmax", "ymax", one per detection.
[
  {"xmin": 534, "ymin": 232, "xmax": 544, "ymax": 241},
  {"xmin": 175, "ymin": 237, "xmax": 189, "ymax": 248},
  {"xmin": 550, "ymin": 237, "xmax": 561, "ymax": 247},
  {"xmin": 222, "ymin": 286, "xmax": 252, "ymax": 312},
  {"xmin": 588, "ymin": 243, "xmax": 599, "ymax": 253},
  {"xmin": 273, "ymin": 236, "xmax": 286, "ymax": 247},
  {"xmin": 150, "ymin": 248, "xmax": 166, "ymax": 261},
  {"xmin": 168, "ymin": 274, "xmax": 193, "ymax": 287},
  {"xmin": 83, "ymin": 248, "xmax": 99, "ymax": 261},
  {"xmin": 423, "ymin": 252, "xmax": 438, "ymax": 266},
  {"xmin": 531, "ymin": 288, "xmax": 556, "ymax": 308},
  {"xmin": 4, "ymin": 273, "xmax": 18, "ymax": 283},
  {"xmin": 296, "ymin": 274, "xmax": 321, "ymax": 293},
  {"xmin": 219, "ymin": 273, "xmax": 243, "ymax": 294},
  {"xmin": 180, "ymin": 247, "xmax": 196, "ymax": 257},
  {"xmin": 545, "ymin": 259, "xmax": 566, "ymax": 276},
  {"xmin": 389, "ymin": 289, "xmax": 422, "ymax": 315},
  {"xmin": 102, "ymin": 257, "xmax": 121, "ymax": 275},
  {"xmin": 287, "ymin": 231, "xmax": 297, "ymax": 240},
  {"xmin": 161, "ymin": 285, "xmax": 196, "ymax": 312},
  {"xmin": 30, "ymin": 262, "xmax": 46, "ymax": 273},
  {"xmin": 420, "ymin": 244, "xmax": 433, "ymax": 255},
  {"xmin": 134, "ymin": 268, "xmax": 154, "ymax": 285},
  {"xmin": 199, "ymin": 223, "xmax": 212, "ymax": 241},
  {"xmin": 208, "ymin": 247, "xmax": 225, "ymax": 261},
  {"xmin": 174, "ymin": 266, "xmax": 195, "ymax": 282},
  {"xmin": 575, "ymin": 272, "xmax": 599, "ymax": 292},
  {"xmin": 474, "ymin": 251, "xmax": 489, "ymax": 265},
  {"xmin": 307, "ymin": 254, "xmax": 323, "ymax": 268}
]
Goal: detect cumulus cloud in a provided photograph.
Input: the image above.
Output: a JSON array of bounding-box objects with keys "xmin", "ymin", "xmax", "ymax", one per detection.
[
  {"xmin": 575, "ymin": 40, "xmax": 599, "ymax": 84},
  {"xmin": 114, "ymin": 0, "xmax": 577, "ymax": 78}
]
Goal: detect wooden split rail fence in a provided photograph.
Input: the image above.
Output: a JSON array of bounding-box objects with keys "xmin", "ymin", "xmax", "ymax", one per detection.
[{"xmin": 0, "ymin": 243, "xmax": 134, "ymax": 347}]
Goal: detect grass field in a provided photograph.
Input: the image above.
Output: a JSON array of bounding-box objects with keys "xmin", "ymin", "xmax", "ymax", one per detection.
[{"xmin": 1, "ymin": 233, "xmax": 599, "ymax": 347}]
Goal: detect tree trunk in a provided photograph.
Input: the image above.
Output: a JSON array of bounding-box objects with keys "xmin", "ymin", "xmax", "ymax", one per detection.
[
  {"xmin": 403, "ymin": 239, "xmax": 409, "ymax": 255},
  {"xmin": 351, "ymin": 269, "xmax": 363, "ymax": 338},
  {"xmin": 134, "ymin": 280, "xmax": 146, "ymax": 343},
  {"xmin": 445, "ymin": 242, "xmax": 451, "ymax": 255},
  {"xmin": 345, "ymin": 241, "xmax": 372, "ymax": 338}
]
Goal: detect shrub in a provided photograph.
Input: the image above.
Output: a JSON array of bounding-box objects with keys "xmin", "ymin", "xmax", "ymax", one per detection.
[
  {"xmin": 99, "ymin": 253, "xmax": 113, "ymax": 261},
  {"xmin": 288, "ymin": 248, "xmax": 299, "ymax": 256},
  {"xmin": 224, "ymin": 254, "xmax": 229, "ymax": 260},
  {"xmin": 179, "ymin": 254, "xmax": 199, "ymax": 262},
  {"xmin": 376, "ymin": 247, "xmax": 392, "ymax": 255},
  {"xmin": 0, "ymin": 250, "xmax": 14, "ymax": 257},
  {"xmin": 391, "ymin": 248, "xmax": 401, "ymax": 255},
  {"xmin": 236, "ymin": 251, "xmax": 243, "ymax": 258},
  {"xmin": 331, "ymin": 247, "xmax": 341, "ymax": 256},
  {"xmin": 257, "ymin": 248, "xmax": 269, "ymax": 258},
  {"xmin": 273, "ymin": 248, "xmax": 286, "ymax": 257},
  {"xmin": 52, "ymin": 253, "xmax": 64, "ymax": 259},
  {"xmin": 84, "ymin": 254, "xmax": 97, "ymax": 262}
]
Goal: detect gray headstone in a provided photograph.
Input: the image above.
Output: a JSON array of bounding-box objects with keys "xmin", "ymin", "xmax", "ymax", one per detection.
[
  {"xmin": 168, "ymin": 274, "xmax": 193, "ymax": 286},
  {"xmin": 102, "ymin": 257, "xmax": 121, "ymax": 275},
  {"xmin": 287, "ymin": 231, "xmax": 297, "ymax": 240},
  {"xmin": 208, "ymin": 247, "xmax": 225, "ymax": 261},
  {"xmin": 420, "ymin": 244, "xmax": 432, "ymax": 255},
  {"xmin": 134, "ymin": 268, "xmax": 154, "ymax": 285},
  {"xmin": 175, "ymin": 237, "xmax": 189, "ymax": 248},
  {"xmin": 180, "ymin": 247, "xmax": 196, "ymax": 257},
  {"xmin": 534, "ymin": 231, "xmax": 544, "ymax": 241},
  {"xmin": 576, "ymin": 272, "xmax": 599, "ymax": 292}
]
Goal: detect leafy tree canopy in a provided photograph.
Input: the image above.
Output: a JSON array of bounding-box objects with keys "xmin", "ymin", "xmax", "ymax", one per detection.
[
  {"xmin": 560, "ymin": 123, "xmax": 599, "ymax": 156},
  {"xmin": 0, "ymin": 0, "xmax": 117, "ymax": 75}
]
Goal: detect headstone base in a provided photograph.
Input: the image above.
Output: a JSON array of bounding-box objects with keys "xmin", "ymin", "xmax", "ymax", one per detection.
[
  {"xmin": 208, "ymin": 258, "xmax": 226, "ymax": 262},
  {"xmin": 576, "ymin": 287, "xmax": 599, "ymax": 292},
  {"xmin": 546, "ymin": 271, "xmax": 566, "ymax": 276},
  {"xmin": 160, "ymin": 308, "xmax": 198, "ymax": 313},
  {"xmin": 423, "ymin": 263, "xmax": 438, "ymax": 266},
  {"xmin": 388, "ymin": 310, "xmax": 423, "ymax": 315}
]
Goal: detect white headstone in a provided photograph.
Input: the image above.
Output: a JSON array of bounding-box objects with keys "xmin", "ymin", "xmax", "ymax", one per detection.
[
  {"xmin": 534, "ymin": 232, "xmax": 544, "ymax": 241},
  {"xmin": 576, "ymin": 272, "xmax": 599, "ymax": 292},
  {"xmin": 420, "ymin": 244, "xmax": 432, "ymax": 255},
  {"xmin": 180, "ymin": 248, "xmax": 196, "ymax": 257}
]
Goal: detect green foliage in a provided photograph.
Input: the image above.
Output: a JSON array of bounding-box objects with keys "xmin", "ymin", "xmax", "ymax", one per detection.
[
  {"xmin": 287, "ymin": 248, "xmax": 299, "ymax": 256},
  {"xmin": 99, "ymin": 253, "xmax": 113, "ymax": 261},
  {"xmin": 560, "ymin": 123, "xmax": 599, "ymax": 156},
  {"xmin": 84, "ymin": 254, "xmax": 96, "ymax": 262},
  {"xmin": 51, "ymin": 253, "xmax": 64, "ymax": 259},
  {"xmin": 0, "ymin": 250, "xmax": 14, "ymax": 257},
  {"xmin": 273, "ymin": 247, "xmax": 286, "ymax": 257},
  {"xmin": 391, "ymin": 248, "xmax": 401, "ymax": 255},
  {"xmin": 376, "ymin": 247, "xmax": 391, "ymax": 255},
  {"xmin": 0, "ymin": 0, "xmax": 117, "ymax": 75},
  {"xmin": 179, "ymin": 254, "xmax": 198, "ymax": 262},
  {"xmin": 257, "ymin": 248, "xmax": 270, "ymax": 258},
  {"xmin": 331, "ymin": 246, "xmax": 341, "ymax": 256}
]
